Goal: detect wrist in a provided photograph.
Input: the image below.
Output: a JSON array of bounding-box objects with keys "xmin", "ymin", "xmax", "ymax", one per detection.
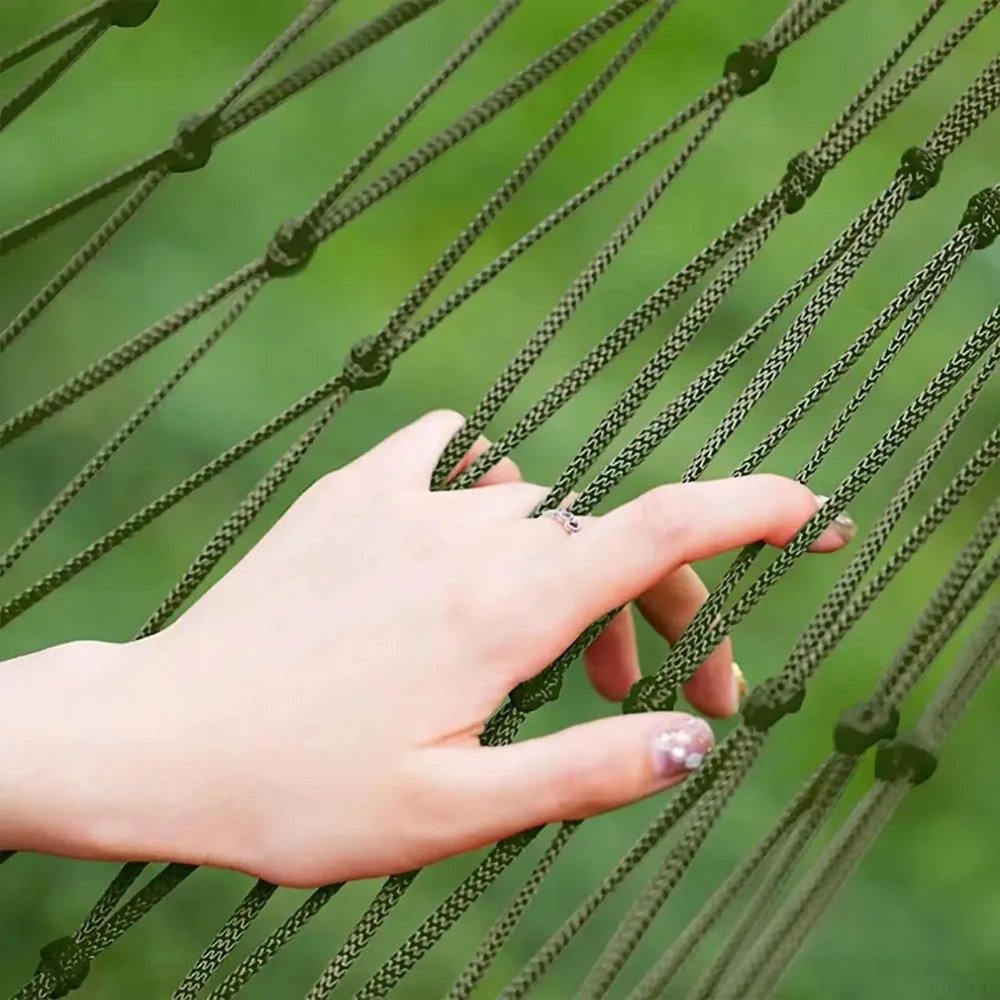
[{"xmin": 0, "ymin": 638, "xmax": 148, "ymax": 860}]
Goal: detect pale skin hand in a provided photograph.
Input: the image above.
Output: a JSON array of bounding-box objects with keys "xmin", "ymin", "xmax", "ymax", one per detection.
[{"xmin": 0, "ymin": 411, "xmax": 855, "ymax": 888}]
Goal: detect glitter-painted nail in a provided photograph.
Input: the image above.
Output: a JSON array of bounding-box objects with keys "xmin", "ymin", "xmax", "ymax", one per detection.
[
  {"xmin": 652, "ymin": 718, "xmax": 714, "ymax": 782},
  {"xmin": 815, "ymin": 495, "xmax": 858, "ymax": 543}
]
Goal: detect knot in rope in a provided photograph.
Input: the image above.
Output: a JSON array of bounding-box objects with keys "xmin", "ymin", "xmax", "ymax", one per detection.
[
  {"xmin": 165, "ymin": 112, "xmax": 220, "ymax": 174},
  {"xmin": 102, "ymin": 0, "xmax": 159, "ymax": 27},
  {"xmin": 960, "ymin": 187, "xmax": 1000, "ymax": 250},
  {"xmin": 874, "ymin": 731, "xmax": 939, "ymax": 785},
  {"xmin": 780, "ymin": 150, "xmax": 824, "ymax": 214},
  {"xmin": 36, "ymin": 937, "xmax": 90, "ymax": 998},
  {"xmin": 895, "ymin": 146, "xmax": 943, "ymax": 201},
  {"xmin": 264, "ymin": 217, "xmax": 317, "ymax": 277},
  {"xmin": 511, "ymin": 663, "xmax": 571, "ymax": 714},
  {"xmin": 621, "ymin": 674, "xmax": 678, "ymax": 715},
  {"xmin": 741, "ymin": 675, "xmax": 805, "ymax": 732},
  {"xmin": 833, "ymin": 702, "xmax": 900, "ymax": 757},
  {"xmin": 723, "ymin": 42, "xmax": 777, "ymax": 96},
  {"xmin": 342, "ymin": 335, "xmax": 392, "ymax": 390}
]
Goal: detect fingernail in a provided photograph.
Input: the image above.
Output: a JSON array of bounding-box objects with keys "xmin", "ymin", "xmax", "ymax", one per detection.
[
  {"xmin": 814, "ymin": 494, "xmax": 857, "ymax": 543},
  {"xmin": 731, "ymin": 662, "xmax": 746, "ymax": 712},
  {"xmin": 652, "ymin": 718, "xmax": 714, "ymax": 782}
]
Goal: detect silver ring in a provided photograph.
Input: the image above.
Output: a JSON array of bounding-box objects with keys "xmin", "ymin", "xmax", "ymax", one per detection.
[{"xmin": 546, "ymin": 508, "xmax": 581, "ymax": 535}]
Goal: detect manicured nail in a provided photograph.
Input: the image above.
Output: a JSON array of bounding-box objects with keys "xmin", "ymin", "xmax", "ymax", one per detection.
[
  {"xmin": 732, "ymin": 662, "xmax": 746, "ymax": 710},
  {"xmin": 652, "ymin": 717, "xmax": 714, "ymax": 782},
  {"xmin": 815, "ymin": 495, "xmax": 857, "ymax": 544}
]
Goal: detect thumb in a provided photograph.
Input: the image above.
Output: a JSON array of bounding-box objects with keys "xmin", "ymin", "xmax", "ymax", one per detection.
[
  {"xmin": 347, "ymin": 409, "xmax": 521, "ymax": 488},
  {"xmin": 424, "ymin": 713, "xmax": 714, "ymax": 853}
]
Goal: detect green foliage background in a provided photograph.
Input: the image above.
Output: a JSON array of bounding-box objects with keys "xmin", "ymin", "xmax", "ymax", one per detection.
[{"xmin": 1, "ymin": 0, "xmax": 998, "ymax": 996}]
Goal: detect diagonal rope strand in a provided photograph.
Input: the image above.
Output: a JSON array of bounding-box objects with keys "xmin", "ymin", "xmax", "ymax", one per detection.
[
  {"xmin": 0, "ymin": 0, "xmax": 450, "ymax": 256},
  {"xmin": 0, "ymin": 20, "xmax": 107, "ymax": 134},
  {"xmin": 0, "ymin": 1, "xmax": 106, "ymax": 74}
]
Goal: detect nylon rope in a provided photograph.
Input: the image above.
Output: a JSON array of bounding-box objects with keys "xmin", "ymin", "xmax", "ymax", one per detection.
[
  {"xmin": 0, "ymin": 18, "xmax": 108, "ymax": 135},
  {"xmin": 0, "ymin": 0, "xmax": 341, "ymax": 355},
  {"xmin": 448, "ymin": 0, "xmax": 963, "ymax": 492},
  {"xmin": 640, "ymin": 410, "xmax": 1000, "ymax": 999},
  {"xmin": 4, "ymin": 3, "xmax": 536, "ymax": 993},
  {"xmin": 254, "ymin": 4, "xmax": 880, "ymax": 992},
  {"xmin": 3, "ymin": 1, "xmax": 1000, "ymax": 997},
  {"xmin": 500, "ymin": 488, "xmax": 1000, "ymax": 1000},
  {"xmin": 0, "ymin": 0, "xmax": 655, "ymax": 446},
  {"xmin": 0, "ymin": 0, "xmax": 107, "ymax": 74},
  {"xmin": 715, "ymin": 594, "xmax": 1000, "ymax": 1000},
  {"xmin": 0, "ymin": 0, "xmax": 451, "ymax": 258},
  {"xmin": 0, "ymin": 0, "xmax": 526, "ymax": 578},
  {"xmin": 610, "ymin": 505, "xmax": 1000, "ymax": 1000},
  {"xmin": 356, "ymin": 294, "xmax": 1000, "ymax": 996}
]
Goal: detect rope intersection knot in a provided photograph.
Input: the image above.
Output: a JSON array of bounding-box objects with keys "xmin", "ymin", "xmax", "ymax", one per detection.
[
  {"xmin": 165, "ymin": 112, "xmax": 220, "ymax": 174},
  {"xmin": 723, "ymin": 41, "xmax": 777, "ymax": 97},
  {"xmin": 833, "ymin": 702, "xmax": 900, "ymax": 757},
  {"xmin": 874, "ymin": 731, "xmax": 939, "ymax": 785},
  {"xmin": 36, "ymin": 937, "xmax": 90, "ymax": 998},
  {"xmin": 102, "ymin": 0, "xmax": 160, "ymax": 28},
  {"xmin": 741, "ymin": 676, "xmax": 806, "ymax": 731},
  {"xmin": 264, "ymin": 217, "xmax": 317, "ymax": 277},
  {"xmin": 780, "ymin": 150, "xmax": 825, "ymax": 214},
  {"xmin": 342, "ymin": 335, "xmax": 392, "ymax": 390},
  {"xmin": 510, "ymin": 663, "xmax": 568, "ymax": 714},
  {"xmin": 896, "ymin": 145, "xmax": 944, "ymax": 201},
  {"xmin": 959, "ymin": 186, "xmax": 1000, "ymax": 250}
]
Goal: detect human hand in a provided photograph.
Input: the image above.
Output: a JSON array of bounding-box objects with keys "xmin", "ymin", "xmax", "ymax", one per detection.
[{"xmin": 0, "ymin": 411, "xmax": 855, "ymax": 887}]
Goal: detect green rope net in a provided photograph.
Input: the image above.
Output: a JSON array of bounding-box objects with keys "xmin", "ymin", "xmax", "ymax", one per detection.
[{"xmin": 1, "ymin": 0, "xmax": 997, "ymax": 997}]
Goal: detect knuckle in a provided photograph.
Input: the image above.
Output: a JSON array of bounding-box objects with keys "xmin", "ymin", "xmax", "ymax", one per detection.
[{"xmin": 633, "ymin": 485, "xmax": 686, "ymax": 545}]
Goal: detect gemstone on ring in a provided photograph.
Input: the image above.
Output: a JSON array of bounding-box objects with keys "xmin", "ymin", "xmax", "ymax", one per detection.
[{"xmin": 546, "ymin": 508, "xmax": 581, "ymax": 535}]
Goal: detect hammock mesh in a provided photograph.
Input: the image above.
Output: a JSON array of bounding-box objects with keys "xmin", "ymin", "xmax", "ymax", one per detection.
[{"xmin": 0, "ymin": 0, "xmax": 997, "ymax": 997}]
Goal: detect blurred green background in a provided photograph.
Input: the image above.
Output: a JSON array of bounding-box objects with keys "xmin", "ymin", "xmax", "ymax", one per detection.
[{"xmin": 1, "ymin": 0, "xmax": 998, "ymax": 996}]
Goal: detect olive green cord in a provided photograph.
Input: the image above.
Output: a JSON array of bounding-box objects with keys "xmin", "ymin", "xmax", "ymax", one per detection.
[
  {"xmin": 0, "ymin": 0, "xmax": 653, "ymax": 448},
  {"xmin": 444, "ymin": 823, "xmax": 581, "ymax": 1000},
  {"xmin": 0, "ymin": 0, "xmax": 452, "ymax": 258},
  {"xmin": 488, "ymin": 363, "xmax": 999, "ymax": 996},
  {"xmin": 0, "ymin": 0, "xmax": 107, "ymax": 74},
  {"xmin": 717, "ymin": 595, "xmax": 1000, "ymax": 1000},
  {"xmin": 630, "ymin": 758, "xmax": 849, "ymax": 999},
  {"xmin": 5, "ymin": 2, "xmax": 1000, "ymax": 997},
  {"xmin": 0, "ymin": 0, "xmax": 526, "ymax": 578},
  {"xmin": 171, "ymin": 882, "xmax": 278, "ymax": 1000},
  {"xmin": 0, "ymin": 20, "xmax": 108, "ymax": 135},
  {"xmin": 447, "ymin": 0, "xmax": 996, "ymax": 492},
  {"xmin": 0, "ymin": 0, "xmax": 346, "ymax": 355}
]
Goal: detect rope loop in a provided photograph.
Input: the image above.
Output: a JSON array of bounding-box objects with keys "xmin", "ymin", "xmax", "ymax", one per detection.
[
  {"xmin": 165, "ymin": 112, "xmax": 220, "ymax": 174},
  {"xmin": 342, "ymin": 335, "xmax": 392, "ymax": 390},
  {"xmin": 780, "ymin": 150, "xmax": 824, "ymax": 214},
  {"xmin": 833, "ymin": 702, "xmax": 900, "ymax": 757},
  {"xmin": 741, "ymin": 675, "xmax": 806, "ymax": 731},
  {"xmin": 264, "ymin": 217, "xmax": 317, "ymax": 278},
  {"xmin": 36, "ymin": 937, "xmax": 90, "ymax": 999},
  {"xmin": 723, "ymin": 42, "xmax": 777, "ymax": 96},
  {"xmin": 874, "ymin": 731, "xmax": 939, "ymax": 785},
  {"xmin": 621, "ymin": 674, "xmax": 678, "ymax": 714},
  {"xmin": 959, "ymin": 187, "xmax": 1000, "ymax": 250},
  {"xmin": 895, "ymin": 146, "xmax": 943, "ymax": 201},
  {"xmin": 102, "ymin": 0, "xmax": 159, "ymax": 27}
]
